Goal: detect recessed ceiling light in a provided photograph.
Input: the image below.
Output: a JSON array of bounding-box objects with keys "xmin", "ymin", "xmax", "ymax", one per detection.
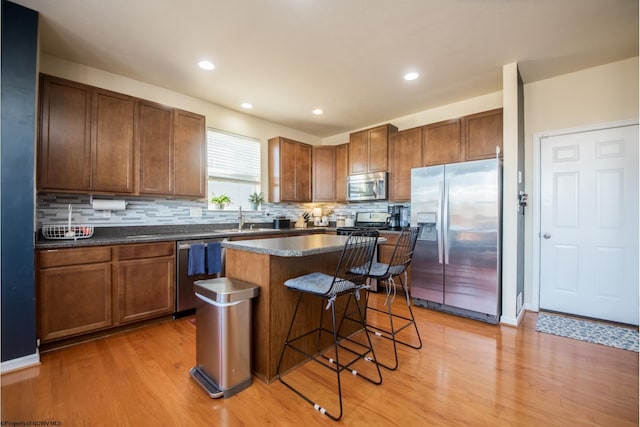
[
  {"xmin": 312, "ymin": 108, "xmax": 323, "ymax": 115},
  {"xmin": 241, "ymin": 102, "xmax": 253, "ymax": 109},
  {"xmin": 198, "ymin": 60, "xmax": 215, "ymax": 70},
  {"xmin": 404, "ymin": 72, "xmax": 419, "ymax": 81}
]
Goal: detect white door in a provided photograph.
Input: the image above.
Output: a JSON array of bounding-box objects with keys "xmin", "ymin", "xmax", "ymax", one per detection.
[{"xmin": 539, "ymin": 124, "xmax": 638, "ymax": 325}]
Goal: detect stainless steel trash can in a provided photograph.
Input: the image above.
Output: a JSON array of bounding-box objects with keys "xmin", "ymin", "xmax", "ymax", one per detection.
[{"xmin": 189, "ymin": 277, "xmax": 260, "ymax": 398}]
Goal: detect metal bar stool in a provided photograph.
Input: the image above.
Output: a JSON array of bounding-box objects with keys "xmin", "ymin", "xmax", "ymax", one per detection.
[
  {"xmin": 364, "ymin": 227, "xmax": 422, "ymax": 370},
  {"xmin": 276, "ymin": 230, "xmax": 382, "ymax": 421}
]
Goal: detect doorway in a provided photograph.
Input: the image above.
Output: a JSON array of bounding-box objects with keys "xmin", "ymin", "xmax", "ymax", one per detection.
[{"xmin": 533, "ymin": 121, "xmax": 638, "ymax": 325}]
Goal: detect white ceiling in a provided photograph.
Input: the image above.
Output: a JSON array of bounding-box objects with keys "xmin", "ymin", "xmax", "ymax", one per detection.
[{"xmin": 12, "ymin": 0, "xmax": 639, "ymax": 137}]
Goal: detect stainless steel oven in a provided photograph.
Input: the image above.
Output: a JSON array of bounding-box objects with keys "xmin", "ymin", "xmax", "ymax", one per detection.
[{"xmin": 176, "ymin": 238, "xmax": 227, "ymax": 317}]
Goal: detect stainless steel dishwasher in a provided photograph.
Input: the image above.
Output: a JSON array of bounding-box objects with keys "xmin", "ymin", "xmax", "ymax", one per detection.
[{"xmin": 175, "ymin": 238, "xmax": 227, "ymax": 317}]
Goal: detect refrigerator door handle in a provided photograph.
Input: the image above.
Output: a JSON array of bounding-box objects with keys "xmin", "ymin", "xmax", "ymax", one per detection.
[
  {"xmin": 443, "ymin": 180, "xmax": 449, "ymax": 265},
  {"xmin": 437, "ymin": 180, "xmax": 443, "ymax": 264}
]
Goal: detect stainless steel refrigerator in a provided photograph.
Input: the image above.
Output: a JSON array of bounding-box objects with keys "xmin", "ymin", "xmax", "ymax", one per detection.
[{"xmin": 410, "ymin": 158, "xmax": 502, "ymax": 324}]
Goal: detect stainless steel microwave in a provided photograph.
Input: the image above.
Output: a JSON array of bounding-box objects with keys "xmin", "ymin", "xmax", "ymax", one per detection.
[{"xmin": 347, "ymin": 172, "xmax": 388, "ymax": 201}]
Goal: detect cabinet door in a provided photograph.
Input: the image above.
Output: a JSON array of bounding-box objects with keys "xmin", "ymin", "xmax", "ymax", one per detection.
[
  {"xmin": 38, "ymin": 75, "xmax": 91, "ymax": 192},
  {"xmin": 295, "ymin": 142, "xmax": 312, "ymax": 202},
  {"xmin": 279, "ymin": 138, "xmax": 297, "ymax": 201},
  {"xmin": 117, "ymin": 255, "xmax": 175, "ymax": 324},
  {"xmin": 335, "ymin": 143, "xmax": 349, "ymax": 202},
  {"xmin": 389, "ymin": 127, "xmax": 422, "ymax": 201},
  {"xmin": 348, "ymin": 130, "xmax": 368, "ymax": 175},
  {"xmin": 37, "ymin": 263, "xmax": 112, "ymax": 342},
  {"xmin": 312, "ymin": 146, "xmax": 335, "ymax": 202},
  {"xmin": 174, "ymin": 109, "xmax": 206, "ymax": 197},
  {"xmin": 422, "ymin": 119, "xmax": 461, "ymax": 166},
  {"xmin": 138, "ymin": 101, "xmax": 174, "ymax": 195},
  {"xmin": 91, "ymin": 89, "xmax": 136, "ymax": 193},
  {"xmin": 368, "ymin": 125, "xmax": 390, "ymax": 173},
  {"xmin": 463, "ymin": 109, "xmax": 503, "ymax": 161}
]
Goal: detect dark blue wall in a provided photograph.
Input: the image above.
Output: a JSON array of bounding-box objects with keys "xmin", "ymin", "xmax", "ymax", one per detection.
[{"xmin": 1, "ymin": 0, "xmax": 39, "ymax": 362}]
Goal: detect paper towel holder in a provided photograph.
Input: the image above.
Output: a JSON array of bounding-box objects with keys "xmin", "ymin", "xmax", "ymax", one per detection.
[{"xmin": 90, "ymin": 195, "xmax": 128, "ymax": 211}]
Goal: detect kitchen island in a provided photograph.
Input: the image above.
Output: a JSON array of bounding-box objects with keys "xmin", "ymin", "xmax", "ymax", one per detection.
[{"xmin": 222, "ymin": 234, "xmax": 378, "ymax": 383}]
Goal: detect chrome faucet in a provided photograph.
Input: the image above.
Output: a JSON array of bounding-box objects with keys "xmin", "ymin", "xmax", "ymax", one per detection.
[{"xmin": 238, "ymin": 206, "xmax": 245, "ymax": 230}]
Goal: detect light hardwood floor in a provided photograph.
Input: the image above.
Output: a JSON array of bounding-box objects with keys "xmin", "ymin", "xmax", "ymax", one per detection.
[{"xmin": 2, "ymin": 293, "xmax": 638, "ymax": 426}]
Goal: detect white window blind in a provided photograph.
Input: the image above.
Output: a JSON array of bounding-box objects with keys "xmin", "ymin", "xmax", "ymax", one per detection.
[
  {"xmin": 207, "ymin": 129, "xmax": 260, "ymax": 183},
  {"xmin": 207, "ymin": 129, "xmax": 261, "ymax": 209}
]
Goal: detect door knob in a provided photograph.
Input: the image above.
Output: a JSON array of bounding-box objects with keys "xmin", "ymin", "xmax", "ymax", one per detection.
[{"xmin": 543, "ymin": 233, "xmax": 551, "ymax": 239}]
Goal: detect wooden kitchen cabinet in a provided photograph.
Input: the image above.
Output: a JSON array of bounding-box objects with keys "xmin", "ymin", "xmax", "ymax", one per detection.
[
  {"xmin": 421, "ymin": 118, "xmax": 461, "ymax": 166},
  {"xmin": 312, "ymin": 145, "xmax": 335, "ymax": 202},
  {"xmin": 335, "ymin": 143, "xmax": 349, "ymax": 202},
  {"xmin": 91, "ymin": 89, "xmax": 136, "ymax": 193},
  {"xmin": 37, "ymin": 242, "xmax": 176, "ymax": 344},
  {"xmin": 37, "ymin": 74, "xmax": 206, "ymax": 198},
  {"xmin": 268, "ymin": 137, "xmax": 312, "ymax": 202},
  {"xmin": 462, "ymin": 108, "xmax": 503, "ymax": 161},
  {"xmin": 115, "ymin": 242, "xmax": 175, "ymax": 324},
  {"xmin": 173, "ymin": 109, "xmax": 206, "ymax": 198},
  {"xmin": 36, "ymin": 246, "xmax": 113, "ymax": 342},
  {"xmin": 137, "ymin": 100, "xmax": 174, "ymax": 195},
  {"xmin": 137, "ymin": 104, "xmax": 206, "ymax": 198},
  {"xmin": 348, "ymin": 124, "xmax": 398, "ymax": 175},
  {"xmin": 38, "ymin": 75, "xmax": 92, "ymax": 192},
  {"xmin": 389, "ymin": 127, "xmax": 422, "ymax": 201}
]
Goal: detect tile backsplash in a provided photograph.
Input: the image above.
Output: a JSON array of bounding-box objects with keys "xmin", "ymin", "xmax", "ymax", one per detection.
[{"xmin": 36, "ymin": 193, "xmax": 408, "ymax": 229}]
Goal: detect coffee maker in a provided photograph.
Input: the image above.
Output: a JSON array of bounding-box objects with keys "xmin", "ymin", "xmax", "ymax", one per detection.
[{"xmin": 387, "ymin": 204, "xmax": 408, "ymax": 230}]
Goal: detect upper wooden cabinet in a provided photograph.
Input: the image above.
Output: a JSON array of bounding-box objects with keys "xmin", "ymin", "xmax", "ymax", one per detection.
[
  {"xmin": 37, "ymin": 74, "xmax": 206, "ymax": 198},
  {"xmin": 137, "ymin": 104, "xmax": 206, "ymax": 198},
  {"xmin": 38, "ymin": 76, "xmax": 92, "ymax": 192},
  {"xmin": 173, "ymin": 109, "xmax": 206, "ymax": 198},
  {"xmin": 348, "ymin": 124, "xmax": 397, "ymax": 175},
  {"xmin": 312, "ymin": 146, "xmax": 336, "ymax": 202},
  {"xmin": 268, "ymin": 137, "xmax": 312, "ymax": 203},
  {"xmin": 91, "ymin": 89, "xmax": 136, "ymax": 193},
  {"xmin": 335, "ymin": 143, "xmax": 349, "ymax": 202},
  {"xmin": 389, "ymin": 127, "xmax": 422, "ymax": 201},
  {"xmin": 137, "ymin": 101, "xmax": 174, "ymax": 195},
  {"xmin": 421, "ymin": 119, "xmax": 461, "ymax": 166},
  {"xmin": 462, "ymin": 108, "xmax": 503, "ymax": 161}
]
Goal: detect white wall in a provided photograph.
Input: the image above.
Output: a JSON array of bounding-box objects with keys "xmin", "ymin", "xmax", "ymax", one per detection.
[{"xmin": 522, "ymin": 57, "xmax": 639, "ymax": 309}]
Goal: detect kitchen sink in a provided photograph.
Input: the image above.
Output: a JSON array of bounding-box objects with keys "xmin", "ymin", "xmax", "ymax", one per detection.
[{"xmin": 213, "ymin": 228, "xmax": 275, "ymax": 233}]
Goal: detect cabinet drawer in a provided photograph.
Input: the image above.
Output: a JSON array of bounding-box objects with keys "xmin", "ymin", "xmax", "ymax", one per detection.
[
  {"xmin": 38, "ymin": 246, "xmax": 111, "ymax": 268},
  {"xmin": 116, "ymin": 242, "xmax": 174, "ymax": 260}
]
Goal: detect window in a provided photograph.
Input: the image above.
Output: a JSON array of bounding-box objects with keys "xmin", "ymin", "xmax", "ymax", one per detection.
[{"xmin": 207, "ymin": 129, "xmax": 261, "ymax": 210}]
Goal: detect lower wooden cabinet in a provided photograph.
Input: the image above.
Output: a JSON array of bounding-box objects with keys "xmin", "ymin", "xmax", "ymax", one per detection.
[
  {"xmin": 37, "ymin": 247, "xmax": 113, "ymax": 342},
  {"xmin": 115, "ymin": 242, "xmax": 175, "ymax": 324},
  {"xmin": 36, "ymin": 242, "xmax": 175, "ymax": 343}
]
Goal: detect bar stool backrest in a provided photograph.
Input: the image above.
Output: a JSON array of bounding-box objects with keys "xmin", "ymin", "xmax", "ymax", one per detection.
[
  {"xmin": 331, "ymin": 230, "xmax": 379, "ymax": 295},
  {"xmin": 387, "ymin": 227, "xmax": 419, "ymax": 276}
]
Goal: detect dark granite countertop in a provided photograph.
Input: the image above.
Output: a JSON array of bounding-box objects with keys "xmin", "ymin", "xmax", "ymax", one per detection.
[
  {"xmin": 222, "ymin": 234, "xmax": 387, "ymax": 257},
  {"xmin": 35, "ymin": 224, "xmax": 331, "ymax": 249}
]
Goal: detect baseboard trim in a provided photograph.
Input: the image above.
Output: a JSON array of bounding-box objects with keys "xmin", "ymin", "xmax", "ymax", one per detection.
[
  {"xmin": 1, "ymin": 351, "xmax": 40, "ymax": 374},
  {"xmin": 500, "ymin": 307, "xmax": 528, "ymax": 327}
]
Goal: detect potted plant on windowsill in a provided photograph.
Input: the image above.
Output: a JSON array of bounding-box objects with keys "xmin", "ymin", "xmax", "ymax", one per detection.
[
  {"xmin": 248, "ymin": 191, "xmax": 264, "ymax": 210},
  {"xmin": 211, "ymin": 193, "xmax": 231, "ymax": 209}
]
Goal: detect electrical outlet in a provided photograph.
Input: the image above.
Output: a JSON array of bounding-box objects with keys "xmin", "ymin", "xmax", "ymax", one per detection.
[
  {"xmin": 190, "ymin": 207, "xmax": 202, "ymax": 218},
  {"xmin": 102, "ymin": 210, "xmax": 111, "ymax": 219}
]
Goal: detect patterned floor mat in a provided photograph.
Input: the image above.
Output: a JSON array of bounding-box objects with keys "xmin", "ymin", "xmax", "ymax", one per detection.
[{"xmin": 536, "ymin": 312, "xmax": 639, "ymax": 352}]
